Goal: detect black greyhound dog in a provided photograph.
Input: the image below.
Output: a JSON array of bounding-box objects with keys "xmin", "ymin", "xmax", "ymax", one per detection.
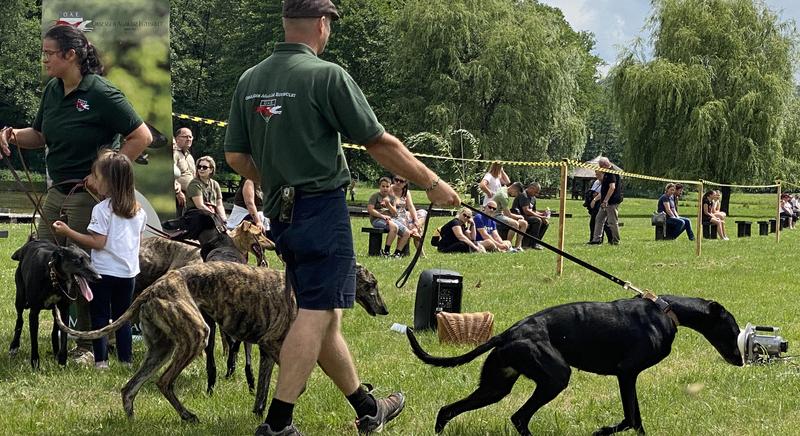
[
  {"xmin": 161, "ymin": 209, "xmax": 258, "ymax": 394},
  {"xmin": 407, "ymin": 295, "xmax": 744, "ymax": 435},
  {"xmin": 9, "ymin": 239, "xmax": 101, "ymax": 368}
]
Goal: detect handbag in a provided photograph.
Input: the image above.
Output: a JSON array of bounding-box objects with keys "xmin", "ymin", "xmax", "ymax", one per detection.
[{"xmin": 651, "ymin": 211, "xmax": 666, "ymax": 225}]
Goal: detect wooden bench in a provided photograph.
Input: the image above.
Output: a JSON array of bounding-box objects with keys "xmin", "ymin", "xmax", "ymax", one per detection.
[
  {"xmin": 757, "ymin": 221, "xmax": 769, "ymax": 236},
  {"xmin": 735, "ymin": 221, "xmax": 752, "ymax": 238},
  {"xmin": 702, "ymin": 222, "xmax": 717, "ymax": 239},
  {"xmin": 361, "ymin": 227, "xmax": 410, "ymax": 256}
]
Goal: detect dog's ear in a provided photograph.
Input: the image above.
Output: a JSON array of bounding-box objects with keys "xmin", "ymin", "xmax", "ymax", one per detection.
[
  {"xmin": 708, "ymin": 300, "xmax": 722, "ymax": 315},
  {"xmin": 11, "ymin": 246, "xmax": 24, "ymax": 261}
]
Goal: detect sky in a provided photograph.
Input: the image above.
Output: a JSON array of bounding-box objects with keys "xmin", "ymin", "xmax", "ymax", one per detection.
[{"xmin": 538, "ymin": 0, "xmax": 800, "ymax": 80}]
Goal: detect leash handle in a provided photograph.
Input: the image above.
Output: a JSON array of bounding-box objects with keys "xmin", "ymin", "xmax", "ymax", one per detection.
[
  {"xmin": 395, "ymin": 203, "xmax": 434, "ymax": 288},
  {"xmin": 460, "ymin": 203, "xmax": 630, "ymax": 289}
]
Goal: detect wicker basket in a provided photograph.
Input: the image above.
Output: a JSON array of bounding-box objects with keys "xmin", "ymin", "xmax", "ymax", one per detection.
[{"xmin": 436, "ymin": 311, "xmax": 494, "ymax": 345}]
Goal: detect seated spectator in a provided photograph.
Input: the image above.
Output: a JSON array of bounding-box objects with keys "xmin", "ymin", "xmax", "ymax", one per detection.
[
  {"xmin": 186, "ymin": 156, "xmax": 227, "ymax": 223},
  {"xmin": 513, "ymin": 182, "xmax": 548, "ymax": 250},
  {"xmin": 473, "ymin": 201, "xmax": 512, "ymax": 252},
  {"xmin": 479, "ymin": 162, "xmax": 510, "ymax": 206},
  {"xmin": 367, "ymin": 177, "xmax": 410, "ymax": 257},
  {"xmin": 658, "ymin": 183, "xmax": 694, "ymax": 240},
  {"xmin": 709, "ymin": 190, "xmax": 727, "ymax": 221},
  {"xmin": 227, "ymin": 178, "xmax": 268, "ymax": 232},
  {"xmin": 390, "ymin": 175, "xmax": 427, "ymax": 254},
  {"xmin": 780, "ymin": 193, "xmax": 797, "ymax": 229},
  {"xmin": 792, "ymin": 194, "xmax": 800, "ymax": 215},
  {"xmin": 491, "ymin": 182, "xmax": 528, "ymax": 251},
  {"xmin": 436, "ymin": 208, "xmax": 485, "ymax": 253},
  {"xmin": 702, "ymin": 190, "xmax": 729, "ymax": 240}
]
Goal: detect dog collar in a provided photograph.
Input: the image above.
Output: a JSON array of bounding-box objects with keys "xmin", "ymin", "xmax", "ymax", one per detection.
[
  {"xmin": 48, "ymin": 260, "xmax": 77, "ymax": 301},
  {"xmin": 642, "ymin": 290, "xmax": 680, "ymax": 327}
]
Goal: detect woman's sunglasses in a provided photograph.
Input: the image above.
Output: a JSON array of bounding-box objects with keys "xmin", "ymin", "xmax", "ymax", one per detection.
[{"xmin": 197, "ymin": 165, "xmax": 211, "ymax": 170}]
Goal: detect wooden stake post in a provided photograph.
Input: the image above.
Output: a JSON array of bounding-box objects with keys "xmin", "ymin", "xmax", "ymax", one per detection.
[
  {"xmin": 776, "ymin": 182, "xmax": 782, "ymax": 243},
  {"xmin": 696, "ymin": 182, "xmax": 703, "ymax": 256},
  {"xmin": 557, "ymin": 161, "xmax": 568, "ymax": 276}
]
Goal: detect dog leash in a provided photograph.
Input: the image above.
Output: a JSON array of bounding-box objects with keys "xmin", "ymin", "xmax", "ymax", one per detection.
[{"xmin": 460, "ymin": 202, "xmax": 679, "ymax": 325}]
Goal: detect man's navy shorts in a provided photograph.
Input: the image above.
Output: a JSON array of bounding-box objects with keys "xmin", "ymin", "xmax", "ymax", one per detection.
[{"xmin": 271, "ymin": 188, "xmax": 356, "ymax": 310}]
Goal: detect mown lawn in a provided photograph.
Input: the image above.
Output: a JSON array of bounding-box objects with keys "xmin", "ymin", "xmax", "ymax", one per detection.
[{"xmin": 0, "ymin": 200, "xmax": 797, "ymax": 435}]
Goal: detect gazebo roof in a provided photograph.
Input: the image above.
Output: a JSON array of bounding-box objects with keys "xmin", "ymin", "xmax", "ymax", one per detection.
[{"xmin": 569, "ymin": 155, "xmax": 623, "ymax": 178}]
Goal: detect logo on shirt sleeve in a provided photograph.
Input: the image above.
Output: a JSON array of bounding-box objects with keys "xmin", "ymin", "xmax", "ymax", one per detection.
[
  {"xmin": 76, "ymin": 99, "xmax": 91, "ymax": 112},
  {"xmin": 255, "ymin": 99, "xmax": 282, "ymax": 124}
]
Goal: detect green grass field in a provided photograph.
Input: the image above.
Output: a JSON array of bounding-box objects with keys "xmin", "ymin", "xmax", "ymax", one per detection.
[{"xmin": 0, "ymin": 199, "xmax": 798, "ymax": 435}]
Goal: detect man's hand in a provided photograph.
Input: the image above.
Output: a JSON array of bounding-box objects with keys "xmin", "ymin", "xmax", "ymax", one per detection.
[
  {"xmin": 425, "ymin": 179, "xmax": 460, "ymax": 207},
  {"xmin": 176, "ymin": 191, "xmax": 186, "ymax": 207}
]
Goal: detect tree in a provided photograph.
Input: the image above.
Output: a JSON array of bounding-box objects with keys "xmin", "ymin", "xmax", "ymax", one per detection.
[
  {"xmin": 388, "ymin": 0, "xmax": 601, "ymax": 179},
  {"xmin": 0, "ymin": 0, "xmax": 46, "ymax": 174},
  {"xmin": 611, "ymin": 0, "xmax": 797, "ymax": 192}
]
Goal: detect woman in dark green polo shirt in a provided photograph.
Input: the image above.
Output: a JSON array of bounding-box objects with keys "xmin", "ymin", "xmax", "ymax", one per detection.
[{"xmin": 0, "ymin": 24, "xmax": 151, "ymax": 363}]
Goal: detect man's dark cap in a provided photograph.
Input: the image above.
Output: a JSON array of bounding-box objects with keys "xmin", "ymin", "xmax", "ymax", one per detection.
[{"xmin": 283, "ymin": 0, "xmax": 340, "ymax": 21}]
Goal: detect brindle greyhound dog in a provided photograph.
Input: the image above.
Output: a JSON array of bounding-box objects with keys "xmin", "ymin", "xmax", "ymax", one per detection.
[
  {"xmin": 161, "ymin": 210, "xmax": 276, "ymax": 394},
  {"xmin": 407, "ymin": 295, "xmax": 744, "ymax": 436},
  {"xmin": 55, "ymin": 261, "xmax": 387, "ymax": 422},
  {"xmin": 10, "ymin": 239, "xmax": 101, "ymax": 369}
]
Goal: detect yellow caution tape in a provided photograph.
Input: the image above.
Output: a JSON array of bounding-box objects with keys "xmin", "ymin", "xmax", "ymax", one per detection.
[
  {"xmin": 170, "ymin": 112, "xmax": 788, "ymax": 188},
  {"xmin": 700, "ymin": 180, "xmax": 780, "ymax": 189},
  {"xmin": 172, "ymin": 113, "xmax": 227, "ymax": 127},
  {"xmin": 565, "ymin": 159, "xmax": 702, "ymax": 186}
]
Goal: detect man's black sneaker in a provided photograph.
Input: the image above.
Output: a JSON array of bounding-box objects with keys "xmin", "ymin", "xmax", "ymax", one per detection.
[
  {"xmin": 355, "ymin": 392, "xmax": 405, "ymax": 434},
  {"xmin": 254, "ymin": 423, "xmax": 303, "ymax": 436}
]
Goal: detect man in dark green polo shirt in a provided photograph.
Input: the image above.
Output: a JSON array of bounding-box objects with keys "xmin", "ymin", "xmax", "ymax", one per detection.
[{"xmin": 224, "ymin": 1, "xmax": 460, "ymax": 434}]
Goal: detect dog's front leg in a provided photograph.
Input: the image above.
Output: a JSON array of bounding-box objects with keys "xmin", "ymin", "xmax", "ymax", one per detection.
[
  {"xmin": 593, "ymin": 374, "xmax": 644, "ymax": 436},
  {"xmin": 9, "ymin": 306, "xmax": 24, "ymax": 357},
  {"xmin": 202, "ymin": 312, "xmax": 217, "ymax": 394},
  {"xmin": 253, "ymin": 344, "xmax": 275, "ymax": 416},
  {"xmin": 29, "ymin": 309, "xmax": 40, "ymax": 369}
]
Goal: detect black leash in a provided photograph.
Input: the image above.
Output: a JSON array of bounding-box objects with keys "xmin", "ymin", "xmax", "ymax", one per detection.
[
  {"xmin": 460, "ymin": 203, "xmax": 631, "ymax": 289},
  {"xmin": 395, "ymin": 203, "xmax": 434, "ymax": 288}
]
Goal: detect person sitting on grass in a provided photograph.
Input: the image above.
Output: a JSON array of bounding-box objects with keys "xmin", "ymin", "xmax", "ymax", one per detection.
[
  {"xmin": 702, "ymin": 190, "xmax": 729, "ymax": 240},
  {"xmin": 436, "ymin": 207, "xmax": 486, "ymax": 254},
  {"xmin": 491, "ymin": 181, "xmax": 528, "ymax": 251},
  {"xmin": 658, "ymin": 183, "xmax": 694, "ymax": 241},
  {"xmin": 473, "ymin": 201, "xmax": 512, "ymax": 252},
  {"xmin": 367, "ymin": 176, "xmax": 410, "ymax": 257}
]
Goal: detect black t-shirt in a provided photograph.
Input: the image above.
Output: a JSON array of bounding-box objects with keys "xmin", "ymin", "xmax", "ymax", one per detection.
[
  {"xmin": 439, "ymin": 218, "xmax": 463, "ymax": 247},
  {"xmin": 601, "ymin": 173, "xmax": 623, "ymax": 204},
  {"xmin": 702, "ymin": 197, "xmax": 713, "ymax": 222},
  {"xmin": 511, "ymin": 191, "xmax": 530, "ymax": 214}
]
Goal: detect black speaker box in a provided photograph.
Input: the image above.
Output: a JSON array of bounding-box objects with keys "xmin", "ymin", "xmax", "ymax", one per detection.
[{"xmin": 414, "ymin": 269, "xmax": 463, "ymax": 331}]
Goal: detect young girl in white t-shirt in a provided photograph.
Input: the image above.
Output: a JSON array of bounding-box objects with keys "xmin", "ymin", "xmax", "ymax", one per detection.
[{"xmin": 53, "ymin": 152, "xmax": 147, "ymax": 369}]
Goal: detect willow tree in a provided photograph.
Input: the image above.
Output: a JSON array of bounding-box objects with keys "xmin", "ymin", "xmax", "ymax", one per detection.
[
  {"xmin": 611, "ymin": 0, "xmax": 797, "ymax": 194},
  {"xmin": 388, "ymin": 0, "xmax": 600, "ymax": 172}
]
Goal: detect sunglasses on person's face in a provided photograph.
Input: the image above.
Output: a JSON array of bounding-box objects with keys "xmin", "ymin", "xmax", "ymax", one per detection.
[
  {"xmin": 486, "ymin": 205, "xmax": 497, "ymax": 211},
  {"xmin": 197, "ymin": 165, "xmax": 211, "ymax": 170},
  {"xmin": 462, "ymin": 213, "xmax": 472, "ymax": 219}
]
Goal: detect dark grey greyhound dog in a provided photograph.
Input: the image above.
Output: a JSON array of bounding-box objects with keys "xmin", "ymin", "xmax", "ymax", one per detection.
[
  {"xmin": 10, "ymin": 239, "xmax": 101, "ymax": 368},
  {"xmin": 407, "ymin": 295, "xmax": 744, "ymax": 435},
  {"xmin": 55, "ymin": 261, "xmax": 388, "ymax": 422}
]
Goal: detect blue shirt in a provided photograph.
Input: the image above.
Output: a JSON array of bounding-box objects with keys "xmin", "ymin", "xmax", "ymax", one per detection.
[{"xmin": 473, "ymin": 214, "xmax": 496, "ymax": 241}]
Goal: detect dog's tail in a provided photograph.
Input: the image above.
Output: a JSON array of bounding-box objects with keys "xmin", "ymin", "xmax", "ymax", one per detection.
[
  {"xmin": 53, "ymin": 293, "xmax": 145, "ymax": 340},
  {"xmin": 405, "ymin": 328, "xmax": 501, "ymax": 368}
]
